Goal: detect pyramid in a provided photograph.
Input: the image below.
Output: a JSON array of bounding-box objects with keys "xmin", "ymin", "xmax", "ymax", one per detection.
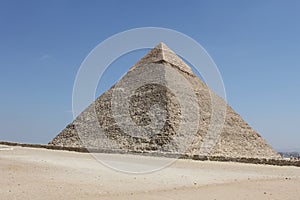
[{"xmin": 49, "ymin": 43, "xmax": 280, "ymax": 159}]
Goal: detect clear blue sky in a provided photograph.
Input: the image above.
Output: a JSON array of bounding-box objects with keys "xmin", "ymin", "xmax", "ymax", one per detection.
[{"xmin": 0, "ymin": 0, "xmax": 299, "ymax": 151}]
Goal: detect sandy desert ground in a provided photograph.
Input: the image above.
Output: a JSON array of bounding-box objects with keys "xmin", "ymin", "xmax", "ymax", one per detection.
[{"xmin": 1, "ymin": 145, "xmax": 300, "ymax": 200}]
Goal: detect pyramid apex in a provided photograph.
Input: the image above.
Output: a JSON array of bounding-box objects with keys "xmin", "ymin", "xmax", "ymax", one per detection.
[
  {"xmin": 131, "ymin": 42, "xmax": 195, "ymax": 76},
  {"xmin": 154, "ymin": 42, "xmax": 169, "ymax": 49},
  {"xmin": 153, "ymin": 42, "xmax": 175, "ymax": 55}
]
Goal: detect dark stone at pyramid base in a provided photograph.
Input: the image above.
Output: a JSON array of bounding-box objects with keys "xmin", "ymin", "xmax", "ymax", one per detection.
[{"xmin": 2, "ymin": 141, "xmax": 299, "ymax": 167}]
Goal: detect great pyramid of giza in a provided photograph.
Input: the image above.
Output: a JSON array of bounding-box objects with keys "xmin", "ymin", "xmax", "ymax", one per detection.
[{"xmin": 49, "ymin": 43, "xmax": 280, "ymax": 159}]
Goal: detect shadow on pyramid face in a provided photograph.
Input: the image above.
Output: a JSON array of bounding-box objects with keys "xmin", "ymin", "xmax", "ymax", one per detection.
[
  {"xmin": 95, "ymin": 62, "xmax": 200, "ymax": 154},
  {"xmin": 128, "ymin": 83, "xmax": 181, "ymax": 146},
  {"xmin": 100, "ymin": 83, "xmax": 181, "ymax": 151}
]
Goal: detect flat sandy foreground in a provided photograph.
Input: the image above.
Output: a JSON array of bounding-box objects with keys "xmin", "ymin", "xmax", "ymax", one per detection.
[{"xmin": 1, "ymin": 145, "xmax": 300, "ymax": 200}]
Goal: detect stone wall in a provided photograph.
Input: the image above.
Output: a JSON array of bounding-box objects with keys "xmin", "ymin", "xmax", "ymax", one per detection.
[{"xmin": 1, "ymin": 141, "xmax": 299, "ymax": 167}]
